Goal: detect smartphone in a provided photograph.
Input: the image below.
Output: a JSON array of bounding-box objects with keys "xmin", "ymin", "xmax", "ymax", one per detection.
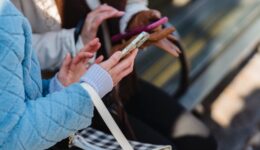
[
  {"xmin": 112, "ymin": 17, "xmax": 168, "ymax": 43},
  {"xmin": 120, "ymin": 32, "xmax": 150, "ymax": 59}
]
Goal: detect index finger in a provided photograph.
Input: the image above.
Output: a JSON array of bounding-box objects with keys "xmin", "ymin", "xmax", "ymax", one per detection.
[
  {"xmin": 94, "ymin": 4, "xmax": 121, "ymax": 13},
  {"xmin": 80, "ymin": 38, "xmax": 101, "ymax": 53}
]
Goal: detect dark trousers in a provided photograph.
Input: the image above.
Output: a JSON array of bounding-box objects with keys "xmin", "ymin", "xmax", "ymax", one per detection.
[{"xmin": 125, "ymin": 79, "xmax": 217, "ymax": 150}]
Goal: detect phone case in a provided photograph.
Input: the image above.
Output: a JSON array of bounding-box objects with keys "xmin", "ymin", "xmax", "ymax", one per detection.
[
  {"xmin": 112, "ymin": 17, "xmax": 168, "ymax": 43},
  {"xmin": 120, "ymin": 32, "xmax": 150, "ymax": 59}
]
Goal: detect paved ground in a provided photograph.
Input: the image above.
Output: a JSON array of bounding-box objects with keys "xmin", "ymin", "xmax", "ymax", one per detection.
[{"xmin": 201, "ymin": 51, "xmax": 260, "ymax": 150}]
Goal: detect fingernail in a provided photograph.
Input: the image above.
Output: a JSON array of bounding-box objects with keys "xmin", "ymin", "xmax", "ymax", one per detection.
[
  {"xmin": 116, "ymin": 51, "xmax": 122, "ymax": 56},
  {"xmin": 114, "ymin": 51, "xmax": 122, "ymax": 59},
  {"xmin": 94, "ymin": 38, "xmax": 99, "ymax": 42}
]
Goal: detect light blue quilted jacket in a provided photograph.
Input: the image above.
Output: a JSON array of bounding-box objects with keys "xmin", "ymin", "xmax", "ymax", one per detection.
[{"xmin": 0, "ymin": 0, "xmax": 94, "ymax": 149}]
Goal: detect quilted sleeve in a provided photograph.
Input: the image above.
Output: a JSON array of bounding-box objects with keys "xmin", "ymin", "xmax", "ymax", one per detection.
[
  {"xmin": 0, "ymin": 37, "xmax": 94, "ymax": 150},
  {"xmin": 0, "ymin": 7, "xmax": 94, "ymax": 150}
]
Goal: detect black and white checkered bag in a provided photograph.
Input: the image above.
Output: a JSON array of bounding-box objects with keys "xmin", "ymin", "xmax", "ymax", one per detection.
[
  {"xmin": 71, "ymin": 128, "xmax": 172, "ymax": 150},
  {"xmin": 73, "ymin": 84, "xmax": 172, "ymax": 150}
]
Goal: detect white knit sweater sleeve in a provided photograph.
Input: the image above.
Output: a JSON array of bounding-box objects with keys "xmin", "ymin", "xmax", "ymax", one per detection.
[
  {"xmin": 119, "ymin": 0, "xmax": 149, "ymax": 33},
  {"xmin": 11, "ymin": 0, "xmax": 81, "ymax": 70},
  {"xmin": 33, "ymin": 29, "xmax": 80, "ymax": 70}
]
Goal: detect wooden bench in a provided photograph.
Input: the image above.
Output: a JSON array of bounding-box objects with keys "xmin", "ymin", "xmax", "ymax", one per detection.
[{"xmin": 136, "ymin": 0, "xmax": 260, "ymax": 110}]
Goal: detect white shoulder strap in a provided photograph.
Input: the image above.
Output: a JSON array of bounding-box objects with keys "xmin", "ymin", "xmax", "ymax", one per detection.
[{"xmin": 82, "ymin": 83, "xmax": 133, "ymax": 150}]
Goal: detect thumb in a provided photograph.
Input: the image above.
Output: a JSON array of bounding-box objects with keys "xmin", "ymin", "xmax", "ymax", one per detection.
[{"xmin": 100, "ymin": 51, "xmax": 122, "ymax": 70}]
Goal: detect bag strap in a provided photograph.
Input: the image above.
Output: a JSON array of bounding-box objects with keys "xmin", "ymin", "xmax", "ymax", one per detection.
[{"xmin": 81, "ymin": 83, "xmax": 134, "ymax": 150}]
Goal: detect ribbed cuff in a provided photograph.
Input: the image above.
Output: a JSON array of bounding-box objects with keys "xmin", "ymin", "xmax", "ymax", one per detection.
[
  {"xmin": 120, "ymin": 2, "xmax": 149, "ymax": 33},
  {"xmin": 49, "ymin": 74, "xmax": 65, "ymax": 93},
  {"xmin": 80, "ymin": 64, "xmax": 113, "ymax": 98}
]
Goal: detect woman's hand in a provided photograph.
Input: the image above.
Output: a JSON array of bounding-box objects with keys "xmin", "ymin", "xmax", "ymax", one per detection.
[
  {"xmin": 58, "ymin": 38, "xmax": 102, "ymax": 86},
  {"xmin": 100, "ymin": 49, "xmax": 138, "ymax": 86},
  {"xmin": 81, "ymin": 4, "xmax": 125, "ymax": 44},
  {"xmin": 127, "ymin": 10, "xmax": 181, "ymax": 57}
]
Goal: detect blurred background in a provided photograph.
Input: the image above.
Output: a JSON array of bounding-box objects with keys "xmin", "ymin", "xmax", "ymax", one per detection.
[{"xmin": 135, "ymin": 0, "xmax": 260, "ymax": 149}]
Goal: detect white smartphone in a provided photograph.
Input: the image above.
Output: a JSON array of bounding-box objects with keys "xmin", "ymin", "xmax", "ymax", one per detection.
[{"xmin": 120, "ymin": 32, "xmax": 150, "ymax": 59}]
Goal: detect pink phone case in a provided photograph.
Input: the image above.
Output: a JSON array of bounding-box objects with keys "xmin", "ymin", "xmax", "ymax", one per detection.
[{"xmin": 112, "ymin": 17, "xmax": 168, "ymax": 43}]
